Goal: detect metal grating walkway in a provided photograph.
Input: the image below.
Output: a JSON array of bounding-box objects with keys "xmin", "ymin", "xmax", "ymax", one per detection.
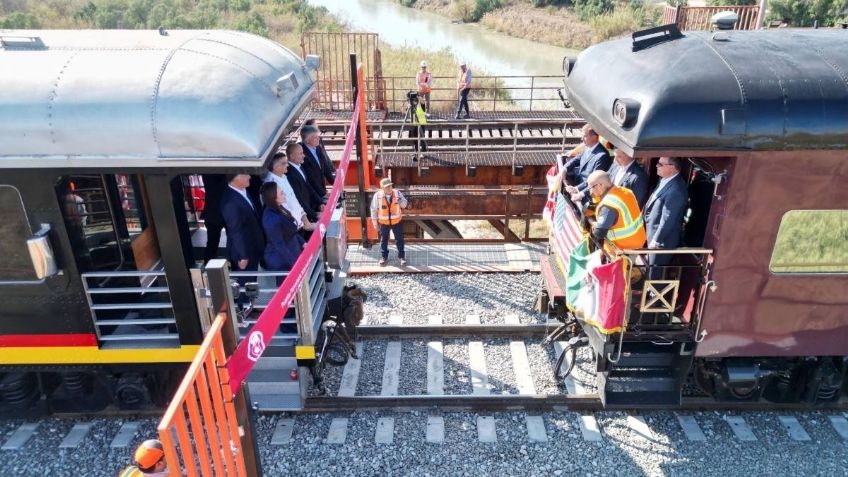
[{"xmin": 348, "ymin": 242, "xmax": 546, "ymax": 273}]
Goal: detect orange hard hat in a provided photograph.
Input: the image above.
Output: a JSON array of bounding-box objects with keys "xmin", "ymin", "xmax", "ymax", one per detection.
[{"xmin": 134, "ymin": 439, "xmax": 165, "ymax": 469}]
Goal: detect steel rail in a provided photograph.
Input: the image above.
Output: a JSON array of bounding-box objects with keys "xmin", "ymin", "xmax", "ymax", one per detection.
[
  {"xmin": 302, "ymin": 394, "xmax": 848, "ymax": 413},
  {"xmin": 356, "ymin": 323, "xmax": 557, "ymax": 338}
]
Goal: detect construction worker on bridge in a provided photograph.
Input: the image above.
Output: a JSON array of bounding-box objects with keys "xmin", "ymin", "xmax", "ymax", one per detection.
[
  {"xmin": 585, "ymin": 170, "xmax": 646, "ymax": 253},
  {"xmin": 119, "ymin": 439, "xmax": 169, "ymax": 476},
  {"xmin": 416, "ymin": 60, "xmax": 432, "ymax": 116},
  {"xmin": 455, "ymin": 60, "xmax": 472, "ymax": 119},
  {"xmin": 371, "ymin": 178, "xmax": 408, "ymax": 267}
]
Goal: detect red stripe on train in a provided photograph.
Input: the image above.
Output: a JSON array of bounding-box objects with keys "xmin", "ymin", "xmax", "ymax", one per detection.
[{"xmin": 0, "ymin": 334, "xmax": 98, "ymax": 347}]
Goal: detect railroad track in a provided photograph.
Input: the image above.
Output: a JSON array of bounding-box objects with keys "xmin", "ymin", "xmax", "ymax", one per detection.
[{"xmin": 302, "ymin": 317, "xmax": 848, "ymax": 413}]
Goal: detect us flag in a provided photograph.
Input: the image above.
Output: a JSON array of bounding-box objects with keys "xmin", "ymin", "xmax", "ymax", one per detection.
[{"xmin": 551, "ymin": 190, "xmax": 584, "ymax": 272}]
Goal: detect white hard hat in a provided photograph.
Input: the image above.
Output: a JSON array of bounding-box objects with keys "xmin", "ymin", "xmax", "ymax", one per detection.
[
  {"xmin": 420, "ymin": 60, "xmax": 427, "ymax": 67},
  {"xmin": 460, "ymin": 60, "xmax": 467, "ymax": 66}
]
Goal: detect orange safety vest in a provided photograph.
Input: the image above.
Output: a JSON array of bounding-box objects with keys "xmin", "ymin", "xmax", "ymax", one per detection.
[
  {"xmin": 376, "ymin": 190, "xmax": 403, "ymax": 225},
  {"xmin": 417, "ymin": 71, "xmax": 431, "ymax": 93},
  {"xmin": 598, "ymin": 186, "xmax": 646, "ymax": 251},
  {"xmin": 458, "ymin": 70, "xmax": 471, "ymax": 90}
]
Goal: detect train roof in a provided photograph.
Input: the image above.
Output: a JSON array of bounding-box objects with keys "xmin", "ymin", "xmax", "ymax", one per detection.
[
  {"xmin": 0, "ymin": 29, "xmax": 316, "ymax": 170},
  {"xmin": 563, "ymin": 28, "xmax": 848, "ymax": 155}
]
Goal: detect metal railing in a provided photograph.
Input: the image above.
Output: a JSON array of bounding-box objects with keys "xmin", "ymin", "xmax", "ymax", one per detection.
[
  {"xmin": 81, "ymin": 270, "xmax": 178, "ymax": 345},
  {"xmin": 228, "ymin": 251, "xmax": 326, "ymax": 346},
  {"xmin": 158, "ymin": 313, "xmax": 248, "ymax": 477},
  {"xmin": 313, "ymin": 75, "xmax": 566, "ymax": 113},
  {"xmin": 663, "ymin": 4, "xmax": 761, "ymax": 30}
]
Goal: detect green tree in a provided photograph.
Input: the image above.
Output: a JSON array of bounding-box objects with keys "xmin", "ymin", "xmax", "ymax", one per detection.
[
  {"xmin": 574, "ymin": 0, "xmax": 615, "ymax": 20},
  {"xmin": 229, "ymin": 10, "xmax": 268, "ymax": 36},
  {"xmin": 768, "ymin": 0, "xmax": 848, "ymax": 26},
  {"xmin": 0, "ymin": 11, "xmax": 41, "ymax": 28}
]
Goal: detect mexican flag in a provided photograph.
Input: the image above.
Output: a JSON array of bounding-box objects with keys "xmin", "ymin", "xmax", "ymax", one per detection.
[{"xmin": 567, "ymin": 243, "xmax": 629, "ymax": 334}]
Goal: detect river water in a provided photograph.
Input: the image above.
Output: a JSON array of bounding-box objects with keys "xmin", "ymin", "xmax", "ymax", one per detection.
[{"xmin": 308, "ymin": 0, "xmax": 579, "ymax": 107}]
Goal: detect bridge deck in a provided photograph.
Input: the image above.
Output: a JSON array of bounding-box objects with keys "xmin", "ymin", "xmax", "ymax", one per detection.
[
  {"xmin": 304, "ymin": 109, "xmax": 581, "ymax": 123},
  {"xmin": 347, "ymin": 242, "xmax": 546, "ymax": 274}
]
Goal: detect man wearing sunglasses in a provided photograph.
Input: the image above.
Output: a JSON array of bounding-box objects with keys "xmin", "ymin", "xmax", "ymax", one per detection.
[{"xmin": 644, "ymin": 157, "xmax": 688, "ymax": 276}]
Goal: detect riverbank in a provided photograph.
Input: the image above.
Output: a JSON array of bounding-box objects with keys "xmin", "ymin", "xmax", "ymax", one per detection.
[{"xmin": 402, "ymin": 0, "xmax": 662, "ymax": 49}]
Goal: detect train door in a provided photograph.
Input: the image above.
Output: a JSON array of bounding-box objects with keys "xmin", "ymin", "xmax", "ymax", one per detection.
[
  {"xmin": 55, "ymin": 174, "xmax": 199, "ymax": 348},
  {"xmin": 632, "ymin": 156, "xmax": 734, "ymax": 328}
]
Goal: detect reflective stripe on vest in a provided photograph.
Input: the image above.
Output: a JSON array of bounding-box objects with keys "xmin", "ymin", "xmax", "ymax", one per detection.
[
  {"xmin": 599, "ymin": 186, "xmax": 646, "ymax": 250},
  {"xmin": 376, "ymin": 190, "xmax": 402, "ymax": 225},
  {"xmin": 417, "ymin": 71, "xmax": 431, "ymax": 93},
  {"xmin": 119, "ymin": 466, "xmax": 142, "ymax": 477}
]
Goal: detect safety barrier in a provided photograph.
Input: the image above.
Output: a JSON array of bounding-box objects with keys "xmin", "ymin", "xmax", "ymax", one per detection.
[{"xmin": 157, "ymin": 313, "xmax": 247, "ymax": 477}]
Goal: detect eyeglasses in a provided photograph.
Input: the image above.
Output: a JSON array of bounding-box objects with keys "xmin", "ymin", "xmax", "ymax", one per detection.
[
  {"xmin": 588, "ymin": 183, "xmax": 603, "ymax": 190},
  {"xmin": 657, "ymin": 162, "xmax": 672, "ymax": 167}
]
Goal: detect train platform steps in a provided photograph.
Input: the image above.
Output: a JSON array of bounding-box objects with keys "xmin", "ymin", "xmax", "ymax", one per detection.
[{"xmin": 348, "ymin": 242, "xmax": 546, "ymax": 274}]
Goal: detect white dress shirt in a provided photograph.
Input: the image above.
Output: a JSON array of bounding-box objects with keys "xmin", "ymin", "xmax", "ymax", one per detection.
[
  {"xmin": 264, "ymin": 172, "xmax": 305, "ymax": 228},
  {"xmin": 613, "ymin": 161, "xmax": 634, "ymax": 186},
  {"xmin": 228, "ymin": 184, "xmax": 254, "ymax": 210}
]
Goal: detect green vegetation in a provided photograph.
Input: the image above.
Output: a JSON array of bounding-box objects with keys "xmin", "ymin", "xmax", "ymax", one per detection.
[
  {"xmin": 770, "ymin": 210, "xmax": 848, "ymax": 273},
  {"xmin": 451, "ymin": 0, "xmax": 503, "ymax": 22},
  {"xmin": 401, "ymin": 0, "xmax": 662, "ymax": 49},
  {"xmin": 0, "ymin": 0, "xmax": 342, "ymax": 49},
  {"xmin": 768, "ymin": 0, "xmax": 848, "ymax": 27}
]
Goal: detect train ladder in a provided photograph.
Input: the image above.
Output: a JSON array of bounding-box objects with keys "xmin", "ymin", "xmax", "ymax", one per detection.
[{"xmin": 157, "ymin": 314, "xmax": 248, "ymax": 477}]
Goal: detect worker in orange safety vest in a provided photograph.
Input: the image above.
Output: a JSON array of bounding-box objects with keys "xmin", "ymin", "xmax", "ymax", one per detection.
[
  {"xmin": 416, "ymin": 60, "xmax": 432, "ymax": 115},
  {"xmin": 585, "ymin": 170, "xmax": 646, "ymax": 253},
  {"xmin": 455, "ymin": 60, "xmax": 473, "ymax": 119},
  {"xmin": 118, "ymin": 439, "xmax": 169, "ymax": 477},
  {"xmin": 370, "ymin": 178, "xmax": 409, "ymax": 267}
]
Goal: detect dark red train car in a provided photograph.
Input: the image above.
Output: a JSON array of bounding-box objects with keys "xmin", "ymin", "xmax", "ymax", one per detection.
[{"xmin": 542, "ymin": 27, "xmax": 848, "ymax": 405}]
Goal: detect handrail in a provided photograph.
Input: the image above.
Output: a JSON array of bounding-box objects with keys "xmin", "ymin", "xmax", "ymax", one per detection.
[
  {"xmin": 313, "ymin": 75, "xmax": 567, "ymax": 112},
  {"xmin": 158, "ymin": 313, "xmax": 248, "ymax": 477}
]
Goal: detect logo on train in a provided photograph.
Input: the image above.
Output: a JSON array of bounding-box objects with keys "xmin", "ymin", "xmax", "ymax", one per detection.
[{"xmin": 247, "ymin": 331, "xmax": 266, "ymax": 362}]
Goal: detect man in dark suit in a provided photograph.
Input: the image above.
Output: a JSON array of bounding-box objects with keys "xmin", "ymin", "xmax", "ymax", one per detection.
[
  {"xmin": 201, "ymin": 174, "xmax": 227, "ymax": 264},
  {"xmin": 220, "ymin": 174, "xmax": 265, "ymax": 275},
  {"xmin": 563, "ymin": 124, "xmax": 612, "ymax": 196},
  {"xmin": 569, "ymin": 148, "xmax": 649, "ymax": 208},
  {"xmin": 644, "ymin": 157, "xmax": 688, "ymax": 277},
  {"xmin": 300, "ymin": 125, "xmax": 335, "ymax": 202},
  {"xmin": 285, "ymin": 142, "xmax": 323, "ymax": 222}
]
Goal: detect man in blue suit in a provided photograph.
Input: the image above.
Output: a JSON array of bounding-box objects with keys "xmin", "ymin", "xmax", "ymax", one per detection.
[
  {"xmin": 563, "ymin": 124, "xmax": 612, "ymax": 196},
  {"xmin": 300, "ymin": 125, "xmax": 335, "ymax": 202},
  {"xmin": 220, "ymin": 174, "xmax": 265, "ymax": 275},
  {"xmin": 644, "ymin": 157, "xmax": 688, "ymax": 277},
  {"xmin": 569, "ymin": 148, "xmax": 649, "ymax": 208}
]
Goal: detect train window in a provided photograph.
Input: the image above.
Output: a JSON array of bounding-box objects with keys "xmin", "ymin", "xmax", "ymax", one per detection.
[
  {"xmin": 0, "ymin": 185, "xmax": 37, "ymax": 281},
  {"xmin": 56, "ymin": 175, "xmax": 160, "ymax": 273},
  {"xmin": 770, "ymin": 210, "xmax": 848, "ymax": 274}
]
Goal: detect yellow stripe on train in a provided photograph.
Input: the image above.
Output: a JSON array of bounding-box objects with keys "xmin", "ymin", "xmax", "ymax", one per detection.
[
  {"xmin": 295, "ymin": 345, "xmax": 316, "ymax": 360},
  {"xmin": 0, "ymin": 346, "xmax": 201, "ymax": 365}
]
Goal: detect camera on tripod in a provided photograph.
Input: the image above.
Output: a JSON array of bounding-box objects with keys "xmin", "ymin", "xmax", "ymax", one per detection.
[{"xmin": 406, "ymin": 90, "xmax": 419, "ymax": 105}]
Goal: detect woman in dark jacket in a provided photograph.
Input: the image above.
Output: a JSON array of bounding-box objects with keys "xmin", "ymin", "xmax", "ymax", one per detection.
[{"xmin": 260, "ymin": 181, "xmax": 305, "ymax": 285}]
